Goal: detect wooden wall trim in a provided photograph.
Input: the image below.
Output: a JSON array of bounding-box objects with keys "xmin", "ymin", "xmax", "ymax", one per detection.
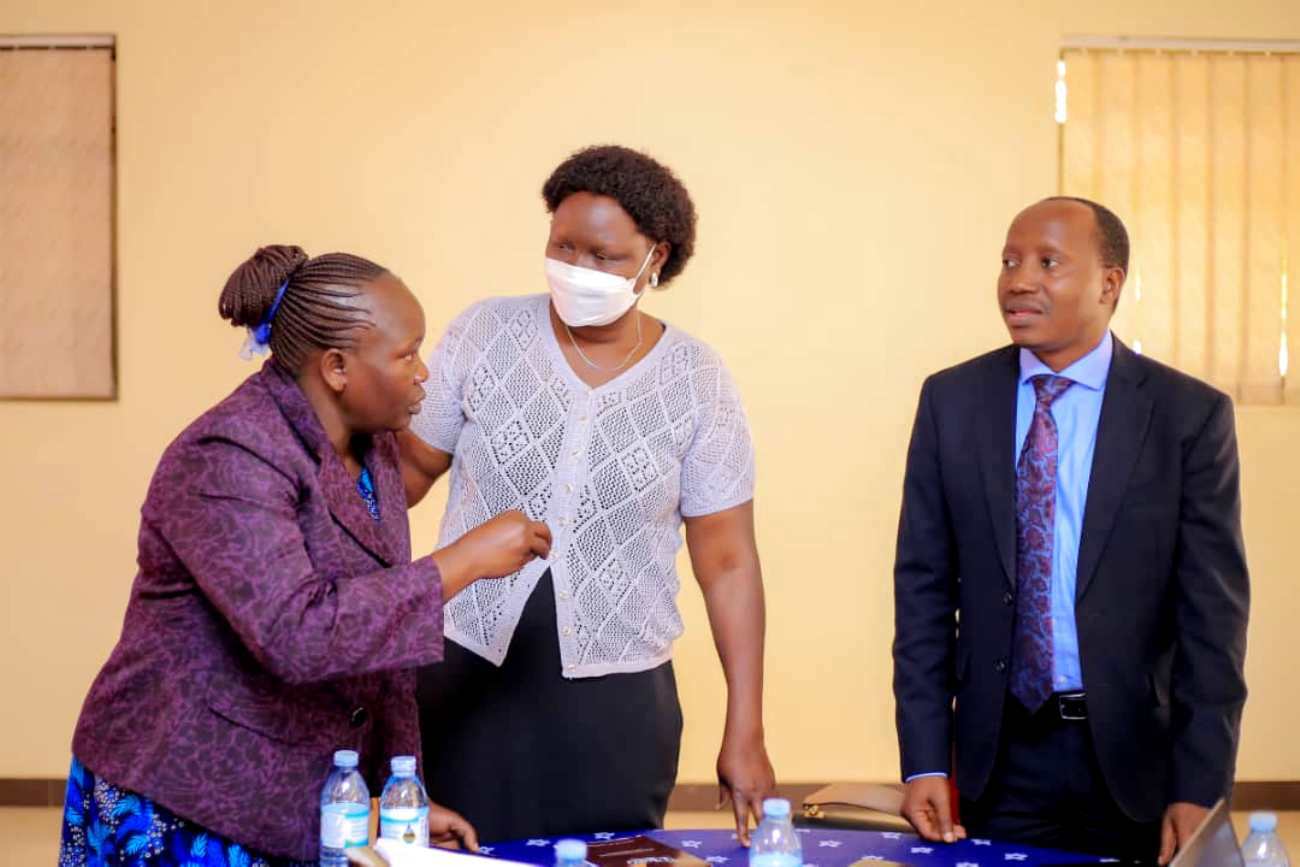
[
  {"xmin": 0, "ymin": 779, "xmax": 68, "ymax": 808},
  {"xmin": 4, "ymin": 778, "xmax": 1298, "ymax": 812}
]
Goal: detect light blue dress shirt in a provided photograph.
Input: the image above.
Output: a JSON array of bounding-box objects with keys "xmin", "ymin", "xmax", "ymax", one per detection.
[
  {"xmin": 1014, "ymin": 330, "xmax": 1113, "ymax": 693},
  {"xmin": 904, "ymin": 333, "xmax": 1114, "ymax": 783}
]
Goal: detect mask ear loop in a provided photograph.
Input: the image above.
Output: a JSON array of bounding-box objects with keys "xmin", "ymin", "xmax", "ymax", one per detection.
[{"xmin": 634, "ymin": 242, "xmax": 661, "ymax": 294}]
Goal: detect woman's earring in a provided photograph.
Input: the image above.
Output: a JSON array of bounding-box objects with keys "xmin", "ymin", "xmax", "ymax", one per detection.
[{"xmin": 650, "ymin": 272, "xmax": 660, "ymax": 289}]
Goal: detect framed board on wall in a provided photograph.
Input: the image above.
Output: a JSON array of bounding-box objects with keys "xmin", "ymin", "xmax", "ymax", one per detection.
[{"xmin": 0, "ymin": 35, "xmax": 116, "ymax": 400}]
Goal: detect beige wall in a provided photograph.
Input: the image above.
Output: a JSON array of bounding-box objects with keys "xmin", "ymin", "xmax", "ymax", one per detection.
[{"xmin": 1, "ymin": 0, "xmax": 1297, "ymax": 787}]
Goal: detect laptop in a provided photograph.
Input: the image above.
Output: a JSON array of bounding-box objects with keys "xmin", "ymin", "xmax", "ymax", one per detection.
[{"xmin": 1169, "ymin": 799, "xmax": 1244, "ymax": 867}]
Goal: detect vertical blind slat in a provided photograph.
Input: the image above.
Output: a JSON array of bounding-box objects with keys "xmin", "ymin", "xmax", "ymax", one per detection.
[
  {"xmin": 1243, "ymin": 57, "xmax": 1285, "ymax": 404},
  {"xmin": 1175, "ymin": 53, "xmax": 1212, "ymax": 381},
  {"xmin": 1284, "ymin": 57, "xmax": 1300, "ymax": 405},
  {"xmin": 1098, "ymin": 52, "xmax": 1137, "ymax": 343},
  {"xmin": 1137, "ymin": 51, "xmax": 1176, "ymax": 364}
]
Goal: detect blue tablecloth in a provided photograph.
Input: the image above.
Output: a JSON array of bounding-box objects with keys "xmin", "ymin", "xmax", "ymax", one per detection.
[{"xmin": 482, "ymin": 827, "xmax": 1108, "ymax": 867}]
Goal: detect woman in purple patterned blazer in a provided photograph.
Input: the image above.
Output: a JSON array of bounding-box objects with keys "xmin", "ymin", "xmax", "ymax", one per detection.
[{"xmin": 61, "ymin": 246, "xmax": 553, "ymax": 866}]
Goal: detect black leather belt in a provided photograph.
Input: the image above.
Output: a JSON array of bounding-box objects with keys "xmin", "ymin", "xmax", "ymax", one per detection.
[{"xmin": 1052, "ymin": 691, "xmax": 1088, "ymax": 720}]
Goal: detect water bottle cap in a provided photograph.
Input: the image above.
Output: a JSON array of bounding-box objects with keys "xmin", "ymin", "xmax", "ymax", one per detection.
[
  {"xmin": 391, "ymin": 755, "xmax": 417, "ymax": 776},
  {"xmin": 762, "ymin": 798, "xmax": 792, "ymax": 818},
  {"xmin": 1249, "ymin": 812, "xmax": 1279, "ymax": 833},
  {"xmin": 333, "ymin": 749, "xmax": 359, "ymax": 769},
  {"xmin": 556, "ymin": 839, "xmax": 588, "ymax": 861}
]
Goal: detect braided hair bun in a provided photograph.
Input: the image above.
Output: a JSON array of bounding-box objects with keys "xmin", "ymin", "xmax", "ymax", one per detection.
[
  {"xmin": 218, "ymin": 245, "xmax": 389, "ymax": 372},
  {"xmin": 219, "ymin": 245, "xmax": 308, "ymax": 328}
]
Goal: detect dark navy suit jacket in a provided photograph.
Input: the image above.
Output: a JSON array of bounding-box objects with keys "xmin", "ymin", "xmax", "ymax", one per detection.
[{"xmin": 892, "ymin": 338, "xmax": 1249, "ymax": 821}]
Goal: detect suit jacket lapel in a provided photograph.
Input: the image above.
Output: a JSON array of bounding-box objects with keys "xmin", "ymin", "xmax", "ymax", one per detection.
[
  {"xmin": 261, "ymin": 361, "xmax": 396, "ymax": 567},
  {"xmin": 1075, "ymin": 338, "xmax": 1153, "ymax": 603},
  {"xmin": 318, "ymin": 451, "xmax": 395, "ymax": 566},
  {"xmin": 979, "ymin": 347, "xmax": 1020, "ymax": 589},
  {"xmin": 371, "ymin": 433, "xmax": 411, "ymax": 563}
]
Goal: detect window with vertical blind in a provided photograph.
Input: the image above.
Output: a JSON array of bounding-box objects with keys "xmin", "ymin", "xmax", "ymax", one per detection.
[
  {"xmin": 1058, "ymin": 38, "xmax": 1299, "ymax": 405},
  {"xmin": 0, "ymin": 36, "xmax": 115, "ymax": 399}
]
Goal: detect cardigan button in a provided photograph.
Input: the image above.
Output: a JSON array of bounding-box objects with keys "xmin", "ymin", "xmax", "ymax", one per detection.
[
  {"xmin": 1002, "ymin": 591, "xmax": 1014, "ymax": 606},
  {"xmin": 994, "ymin": 659, "xmax": 1008, "ymax": 673},
  {"xmin": 349, "ymin": 707, "xmax": 370, "ymax": 729}
]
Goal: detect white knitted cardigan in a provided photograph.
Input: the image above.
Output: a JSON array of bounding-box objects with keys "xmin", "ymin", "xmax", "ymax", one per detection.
[{"xmin": 411, "ymin": 294, "xmax": 755, "ymax": 678}]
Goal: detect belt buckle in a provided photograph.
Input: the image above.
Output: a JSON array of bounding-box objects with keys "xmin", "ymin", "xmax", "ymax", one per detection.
[{"xmin": 1057, "ymin": 692, "xmax": 1087, "ymax": 721}]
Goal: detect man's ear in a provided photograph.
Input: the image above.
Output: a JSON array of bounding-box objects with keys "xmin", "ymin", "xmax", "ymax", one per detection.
[
  {"xmin": 320, "ymin": 348, "xmax": 348, "ymax": 395},
  {"xmin": 1101, "ymin": 265, "xmax": 1126, "ymax": 309}
]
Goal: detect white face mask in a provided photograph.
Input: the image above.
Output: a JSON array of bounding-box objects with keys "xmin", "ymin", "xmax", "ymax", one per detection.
[{"xmin": 545, "ymin": 245, "xmax": 657, "ymax": 328}]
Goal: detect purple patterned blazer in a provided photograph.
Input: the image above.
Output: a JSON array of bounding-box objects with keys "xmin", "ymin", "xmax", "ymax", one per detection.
[{"xmin": 71, "ymin": 361, "xmax": 445, "ymax": 860}]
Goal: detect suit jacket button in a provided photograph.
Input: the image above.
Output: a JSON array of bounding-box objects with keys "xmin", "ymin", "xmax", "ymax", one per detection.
[
  {"xmin": 350, "ymin": 707, "xmax": 369, "ymax": 728},
  {"xmin": 994, "ymin": 659, "xmax": 1007, "ymax": 673},
  {"xmin": 1002, "ymin": 591, "xmax": 1014, "ymax": 606}
]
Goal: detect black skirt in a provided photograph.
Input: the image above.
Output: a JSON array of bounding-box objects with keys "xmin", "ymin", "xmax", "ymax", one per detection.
[{"xmin": 417, "ymin": 571, "xmax": 683, "ymax": 844}]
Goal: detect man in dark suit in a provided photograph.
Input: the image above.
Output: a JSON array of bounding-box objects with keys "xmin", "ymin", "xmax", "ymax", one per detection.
[{"xmin": 891, "ymin": 197, "xmax": 1249, "ymax": 863}]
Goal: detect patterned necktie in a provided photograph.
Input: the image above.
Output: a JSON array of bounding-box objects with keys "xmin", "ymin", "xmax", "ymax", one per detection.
[{"xmin": 1010, "ymin": 373, "xmax": 1074, "ymax": 713}]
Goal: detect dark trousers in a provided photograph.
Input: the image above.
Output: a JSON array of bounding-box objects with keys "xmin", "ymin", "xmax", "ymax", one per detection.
[
  {"xmin": 416, "ymin": 571, "xmax": 683, "ymax": 844},
  {"xmin": 961, "ymin": 697, "xmax": 1162, "ymax": 863}
]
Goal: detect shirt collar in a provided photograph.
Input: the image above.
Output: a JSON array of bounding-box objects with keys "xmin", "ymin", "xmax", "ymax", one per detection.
[{"xmin": 1018, "ymin": 330, "xmax": 1113, "ymax": 391}]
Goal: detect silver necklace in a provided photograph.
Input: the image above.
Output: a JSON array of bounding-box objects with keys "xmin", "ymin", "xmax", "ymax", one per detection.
[{"xmin": 564, "ymin": 312, "xmax": 643, "ymax": 371}]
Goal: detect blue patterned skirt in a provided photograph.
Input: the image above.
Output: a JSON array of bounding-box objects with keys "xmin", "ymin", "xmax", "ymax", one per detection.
[{"xmin": 59, "ymin": 757, "xmax": 314, "ymax": 867}]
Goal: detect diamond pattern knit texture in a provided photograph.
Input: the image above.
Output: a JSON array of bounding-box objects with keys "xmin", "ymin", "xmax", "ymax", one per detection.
[{"xmin": 411, "ymin": 295, "xmax": 755, "ymax": 677}]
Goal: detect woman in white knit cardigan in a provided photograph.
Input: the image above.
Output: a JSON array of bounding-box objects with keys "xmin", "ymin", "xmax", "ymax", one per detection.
[{"xmin": 400, "ymin": 144, "xmax": 774, "ymax": 845}]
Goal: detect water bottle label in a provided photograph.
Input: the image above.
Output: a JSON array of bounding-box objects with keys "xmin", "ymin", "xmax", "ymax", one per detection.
[
  {"xmin": 380, "ymin": 806, "xmax": 429, "ymax": 847},
  {"xmin": 321, "ymin": 803, "xmax": 370, "ymax": 849}
]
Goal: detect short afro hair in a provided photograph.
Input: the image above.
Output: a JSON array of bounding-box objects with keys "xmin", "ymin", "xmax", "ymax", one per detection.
[
  {"xmin": 542, "ymin": 145, "xmax": 697, "ymax": 286},
  {"xmin": 1046, "ymin": 196, "xmax": 1130, "ymax": 273}
]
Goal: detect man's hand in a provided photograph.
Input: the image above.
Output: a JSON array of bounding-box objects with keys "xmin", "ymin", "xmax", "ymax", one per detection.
[
  {"xmin": 900, "ymin": 777, "xmax": 966, "ymax": 844},
  {"xmin": 1158, "ymin": 802, "xmax": 1209, "ymax": 865},
  {"xmin": 716, "ymin": 732, "xmax": 776, "ymax": 846},
  {"xmin": 429, "ymin": 801, "xmax": 479, "ymax": 851}
]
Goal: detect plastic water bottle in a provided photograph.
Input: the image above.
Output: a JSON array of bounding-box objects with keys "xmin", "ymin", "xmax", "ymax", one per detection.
[
  {"xmin": 556, "ymin": 839, "xmax": 589, "ymax": 867},
  {"xmin": 380, "ymin": 755, "xmax": 430, "ymax": 848},
  {"xmin": 1243, "ymin": 812, "xmax": 1291, "ymax": 867},
  {"xmin": 749, "ymin": 798, "xmax": 802, "ymax": 867},
  {"xmin": 320, "ymin": 749, "xmax": 371, "ymax": 866}
]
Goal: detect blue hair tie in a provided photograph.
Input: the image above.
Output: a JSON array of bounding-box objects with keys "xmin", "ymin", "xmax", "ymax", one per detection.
[
  {"xmin": 239, "ymin": 280, "xmax": 289, "ymax": 360},
  {"xmin": 253, "ymin": 280, "xmax": 290, "ymax": 345}
]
